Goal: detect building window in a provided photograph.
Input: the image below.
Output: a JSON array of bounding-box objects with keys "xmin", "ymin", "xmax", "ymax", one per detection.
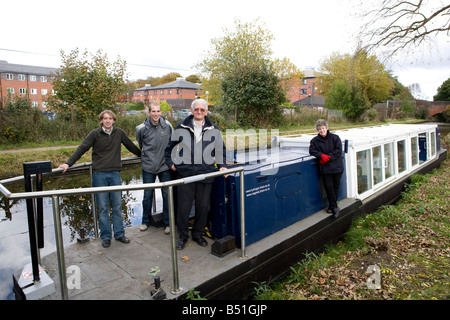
[
  {"xmin": 18, "ymin": 74, "xmax": 26, "ymax": 81},
  {"xmin": 19, "ymin": 88, "xmax": 27, "ymax": 94},
  {"xmin": 32, "ymin": 101, "xmax": 39, "ymax": 108},
  {"xmin": 30, "ymin": 75, "xmax": 37, "ymax": 81},
  {"xmin": 300, "ymin": 89, "xmax": 307, "ymax": 95},
  {"xmin": 40, "ymin": 76, "xmax": 47, "ymax": 82},
  {"xmin": 31, "ymin": 88, "xmax": 37, "ymax": 95},
  {"xmin": 7, "ymin": 87, "xmax": 14, "ymax": 94},
  {"xmin": 6, "ymin": 73, "xmax": 13, "ymax": 80},
  {"xmin": 42, "ymin": 89, "xmax": 48, "ymax": 95}
]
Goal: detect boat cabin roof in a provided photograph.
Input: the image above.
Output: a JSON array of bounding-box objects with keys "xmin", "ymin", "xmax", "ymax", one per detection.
[{"xmin": 279, "ymin": 123, "xmax": 438, "ymax": 149}]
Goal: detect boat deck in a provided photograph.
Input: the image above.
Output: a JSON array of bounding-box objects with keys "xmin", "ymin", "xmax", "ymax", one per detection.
[{"xmin": 39, "ymin": 197, "xmax": 358, "ymax": 300}]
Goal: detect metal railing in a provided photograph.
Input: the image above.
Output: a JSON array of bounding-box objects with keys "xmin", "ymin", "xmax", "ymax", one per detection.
[{"xmin": 0, "ymin": 162, "xmax": 246, "ymax": 300}]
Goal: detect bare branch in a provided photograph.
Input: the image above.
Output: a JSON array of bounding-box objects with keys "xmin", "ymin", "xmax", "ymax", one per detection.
[{"xmin": 361, "ymin": 0, "xmax": 450, "ymax": 58}]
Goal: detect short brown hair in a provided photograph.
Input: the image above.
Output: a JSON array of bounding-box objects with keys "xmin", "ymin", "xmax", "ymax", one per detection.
[{"xmin": 99, "ymin": 110, "xmax": 117, "ymax": 121}]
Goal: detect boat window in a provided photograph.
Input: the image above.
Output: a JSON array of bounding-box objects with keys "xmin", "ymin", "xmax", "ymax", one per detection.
[
  {"xmin": 419, "ymin": 133, "xmax": 427, "ymax": 163},
  {"xmin": 372, "ymin": 146, "xmax": 382, "ymax": 186},
  {"xmin": 431, "ymin": 132, "xmax": 436, "ymax": 156},
  {"xmin": 397, "ymin": 140, "xmax": 407, "ymax": 173},
  {"xmin": 384, "ymin": 143, "xmax": 394, "ymax": 179},
  {"xmin": 357, "ymin": 149, "xmax": 372, "ymax": 194},
  {"xmin": 411, "ymin": 137, "xmax": 419, "ymax": 166}
]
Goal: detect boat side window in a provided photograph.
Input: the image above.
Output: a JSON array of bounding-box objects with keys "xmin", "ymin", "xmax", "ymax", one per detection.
[
  {"xmin": 411, "ymin": 137, "xmax": 419, "ymax": 167},
  {"xmin": 397, "ymin": 140, "xmax": 407, "ymax": 173},
  {"xmin": 372, "ymin": 146, "xmax": 382, "ymax": 186},
  {"xmin": 430, "ymin": 132, "xmax": 436, "ymax": 157},
  {"xmin": 384, "ymin": 143, "xmax": 394, "ymax": 180},
  {"xmin": 418, "ymin": 133, "xmax": 427, "ymax": 163},
  {"xmin": 357, "ymin": 149, "xmax": 372, "ymax": 194}
]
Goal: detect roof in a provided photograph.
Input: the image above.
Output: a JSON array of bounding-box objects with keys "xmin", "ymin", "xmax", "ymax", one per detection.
[
  {"xmin": 278, "ymin": 123, "xmax": 438, "ymax": 149},
  {"xmin": 0, "ymin": 60, "xmax": 58, "ymax": 76},
  {"xmin": 293, "ymin": 95, "xmax": 325, "ymax": 106},
  {"xmin": 134, "ymin": 78, "xmax": 201, "ymax": 91}
]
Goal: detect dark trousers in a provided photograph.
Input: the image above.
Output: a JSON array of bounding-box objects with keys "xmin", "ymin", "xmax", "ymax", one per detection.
[
  {"xmin": 322, "ymin": 172, "xmax": 343, "ymax": 210},
  {"xmin": 177, "ymin": 181, "xmax": 213, "ymax": 240}
]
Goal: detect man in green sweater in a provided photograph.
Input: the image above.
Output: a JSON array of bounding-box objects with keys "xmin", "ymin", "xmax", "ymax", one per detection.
[{"xmin": 59, "ymin": 110, "xmax": 141, "ymax": 248}]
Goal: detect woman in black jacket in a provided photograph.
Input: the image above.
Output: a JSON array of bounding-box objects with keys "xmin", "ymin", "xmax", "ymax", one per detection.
[{"xmin": 309, "ymin": 119, "xmax": 344, "ymax": 218}]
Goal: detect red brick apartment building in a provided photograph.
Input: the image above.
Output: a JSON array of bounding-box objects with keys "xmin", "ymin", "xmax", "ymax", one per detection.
[
  {"xmin": 287, "ymin": 69, "xmax": 322, "ymax": 104},
  {"xmin": 133, "ymin": 77, "xmax": 202, "ymax": 110},
  {"xmin": 0, "ymin": 60, "xmax": 58, "ymax": 110}
]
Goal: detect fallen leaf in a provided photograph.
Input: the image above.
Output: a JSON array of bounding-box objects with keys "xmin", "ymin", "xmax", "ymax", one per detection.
[{"xmin": 182, "ymin": 255, "xmax": 190, "ymax": 262}]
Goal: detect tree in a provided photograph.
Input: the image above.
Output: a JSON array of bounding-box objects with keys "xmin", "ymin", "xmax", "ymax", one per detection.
[
  {"xmin": 159, "ymin": 72, "xmax": 182, "ymax": 85},
  {"xmin": 434, "ymin": 78, "xmax": 450, "ymax": 101},
  {"xmin": 221, "ymin": 65, "xmax": 286, "ymax": 127},
  {"xmin": 324, "ymin": 79, "xmax": 352, "ymax": 112},
  {"xmin": 47, "ymin": 48, "xmax": 127, "ymax": 122},
  {"xmin": 319, "ymin": 50, "xmax": 393, "ymax": 104},
  {"xmin": 361, "ymin": 1, "xmax": 450, "ymax": 57},
  {"xmin": 325, "ymin": 79, "xmax": 370, "ymax": 121},
  {"xmin": 196, "ymin": 18, "xmax": 300, "ymax": 124},
  {"xmin": 196, "ymin": 18, "xmax": 300, "ymax": 105},
  {"xmin": 196, "ymin": 18, "xmax": 274, "ymax": 105}
]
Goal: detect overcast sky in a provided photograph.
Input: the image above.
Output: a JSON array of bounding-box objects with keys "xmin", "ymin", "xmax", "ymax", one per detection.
[{"xmin": 2, "ymin": 0, "xmax": 449, "ymax": 100}]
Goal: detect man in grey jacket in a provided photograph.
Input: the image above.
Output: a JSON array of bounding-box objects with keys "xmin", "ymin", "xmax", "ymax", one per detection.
[{"xmin": 136, "ymin": 102, "xmax": 173, "ymax": 233}]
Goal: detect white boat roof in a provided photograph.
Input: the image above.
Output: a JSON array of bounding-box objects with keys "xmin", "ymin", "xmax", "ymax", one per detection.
[{"xmin": 279, "ymin": 123, "xmax": 438, "ymax": 149}]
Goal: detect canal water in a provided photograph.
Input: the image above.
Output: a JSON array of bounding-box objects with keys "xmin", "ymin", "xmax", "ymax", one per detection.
[{"xmin": 0, "ymin": 164, "xmax": 161, "ymax": 300}]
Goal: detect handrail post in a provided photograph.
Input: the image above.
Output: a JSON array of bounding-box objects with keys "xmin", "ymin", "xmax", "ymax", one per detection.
[
  {"xmin": 52, "ymin": 195, "xmax": 68, "ymax": 300},
  {"xmin": 239, "ymin": 169, "xmax": 247, "ymax": 259},
  {"xmin": 168, "ymin": 185, "xmax": 182, "ymax": 295},
  {"xmin": 90, "ymin": 165, "xmax": 99, "ymax": 238}
]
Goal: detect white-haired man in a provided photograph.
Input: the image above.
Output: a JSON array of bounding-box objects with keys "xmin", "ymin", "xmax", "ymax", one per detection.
[{"xmin": 165, "ymin": 99, "xmax": 227, "ymax": 249}]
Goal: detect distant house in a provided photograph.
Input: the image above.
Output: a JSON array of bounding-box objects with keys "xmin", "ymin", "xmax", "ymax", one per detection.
[
  {"xmin": 0, "ymin": 60, "xmax": 58, "ymax": 110},
  {"xmin": 293, "ymin": 95, "xmax": 326, "ymax": 109},
  {"xmin": 287, "ymin": 69, "xmax": 322, "ymax": 103},
  {"xmin": 132, "ymin": 77, "xmax": 202, "ymax": 110}
]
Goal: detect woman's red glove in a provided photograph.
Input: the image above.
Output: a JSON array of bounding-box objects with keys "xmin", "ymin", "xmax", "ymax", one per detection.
[{"xmin": 320, "ymin": 154, "xmax": 331, "ymax": 163}]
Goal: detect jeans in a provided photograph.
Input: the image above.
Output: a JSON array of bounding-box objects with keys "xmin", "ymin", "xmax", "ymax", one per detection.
[
  {"xmin": 142, "ymin": 170, "xmax": 172, "ymax": 227},
  {"xmin": 92, "ymin": 171, "xmax": 124, "ymax": 241}
]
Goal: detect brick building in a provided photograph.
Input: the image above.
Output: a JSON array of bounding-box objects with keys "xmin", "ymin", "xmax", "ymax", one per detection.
[
  {"xmin": 0, "ymin": 60, "xmax": 58, "ymax": 110},
  {"xmin": 287, "ymin": 69, "xmax": 322, "ymax": 104},
  {"xmin": 133, "ymin": 77, "xmax": 202, "ymax": 110}
]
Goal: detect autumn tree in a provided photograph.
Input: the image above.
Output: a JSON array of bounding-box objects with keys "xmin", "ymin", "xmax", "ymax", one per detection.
[
  {"xmin": 320, "ymin": 50, "xmax": 394, "ymax": 104},
  {"xmin": 47, "ymin": 48, "xmax": 127, "ymax": 122},
  {"xmin": 221, "ymin": 64, "xmax": 286, "ymax": 127},
  {"xmin": 196, "ymin": 18, "xmax": 300, "ymax": 105}
]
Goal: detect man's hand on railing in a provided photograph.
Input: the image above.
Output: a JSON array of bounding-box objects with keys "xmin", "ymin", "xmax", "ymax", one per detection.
[{"xmin": 58, "ymin": 164, "xmax": 69, "ymax": 173}]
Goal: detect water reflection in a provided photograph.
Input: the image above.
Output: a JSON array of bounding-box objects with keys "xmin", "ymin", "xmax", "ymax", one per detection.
[{"xmin": 0, "ymin": 164, "xmax": 155, "ymax": 300}]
